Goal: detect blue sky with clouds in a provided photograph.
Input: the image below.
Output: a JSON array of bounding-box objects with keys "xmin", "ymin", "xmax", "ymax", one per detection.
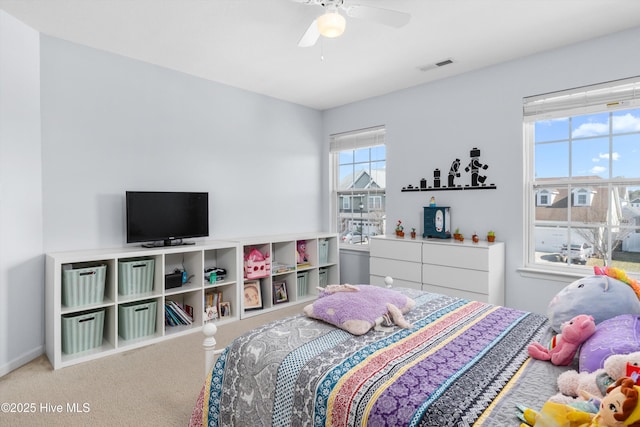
[{"xmin": 534, "ymin": 108, "xmax": 640, "ymax": 180}]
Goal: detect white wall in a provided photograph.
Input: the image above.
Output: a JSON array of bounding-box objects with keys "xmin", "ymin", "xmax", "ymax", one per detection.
[
  {"xmin": 2, "ymin": 13, "xmax": 639, "ymax": 374},
  {"xmin": 0, "ymin": 11, "xmax": 43, "ymax": 376},
  {"xmin": 39, "ymin": 36, "xmax": 324, "ymax": 252},
  {"xmin": 323, "ymin": 26, "xmax": 640, "ymax": 315},
  {"xmin": 0, "ymin": 31, "xmax": 326, "ymax": 375}
]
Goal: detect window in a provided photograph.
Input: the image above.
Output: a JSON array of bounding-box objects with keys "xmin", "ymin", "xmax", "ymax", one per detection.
[
  {"xmin": 524, "ymin": 76, "xmax": 640, "ymax": 274},
  {"xmin": 330, "ymin": 126, "xmax": 386, "ymax": 247},
  {"xmin": 572, "ymin": 188, "xmax": 594, "ymax": 207},
  {"xmin": 537, "ymin": 189, "xmax": 556, "ymax": 207}
]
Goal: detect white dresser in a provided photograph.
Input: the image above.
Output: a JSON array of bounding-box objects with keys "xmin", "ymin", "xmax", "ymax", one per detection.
[{"xmin": 369, "ymin": 235, "xmax": 505, "ymax": 305}]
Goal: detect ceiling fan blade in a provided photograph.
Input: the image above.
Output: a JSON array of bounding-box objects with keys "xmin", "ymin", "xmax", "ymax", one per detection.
[
  {"xmin": 298, "ymin": 19, "xmax": 320, "ymax": 47},
  {"xmin": 345, "ymin": 5, "xmax": 411, "ymax": 28}
]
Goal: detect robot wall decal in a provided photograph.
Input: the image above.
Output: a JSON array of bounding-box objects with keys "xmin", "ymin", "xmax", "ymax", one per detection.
[
  {"xmin": 448, "ymin": 158, "xmax": 461, "ymax": 188},
  {"xmin": 465, "ymin": 147, "xmax": 488, "ymax": 187},
  {"xmin": 401, "ymin": 147, "xmax": 496, "ymax": 192}
]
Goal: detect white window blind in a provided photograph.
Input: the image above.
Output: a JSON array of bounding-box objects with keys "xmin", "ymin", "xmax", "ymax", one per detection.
[
  {"xmin": 330, "ymin": 126, "xmax": 385, "ymax": 152},
  {"xmin": 523, "ymin": 76, "xmax": 640, "ymax": 120}
]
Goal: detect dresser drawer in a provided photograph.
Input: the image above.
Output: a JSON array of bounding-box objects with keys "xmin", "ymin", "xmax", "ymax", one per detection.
[
  {"xmin": 422, "ymin": 263, "xmax": 489, "ymax": 294},
  {"xmin": 422, "ymin": 243, "xmax": 490, "ymax": 271},
  {"xmin": 421, "ymin": 283, "xmax": 489, "ymax": 303},
  {"xmin": 371, "ymin": 257, "xmax": 421, "ymax": 283},
  {"xmin": 370, "ymin": 275, "xmax": 421, "ymax": 290},
  {"xmin": 370, "ymin": 238, "xmax": 422, "ymax": 262}
]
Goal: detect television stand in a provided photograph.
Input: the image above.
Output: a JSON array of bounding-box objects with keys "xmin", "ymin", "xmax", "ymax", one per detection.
[{"xmin": 141, "ymin": 239, "xmax": 196, "ymax": 248}]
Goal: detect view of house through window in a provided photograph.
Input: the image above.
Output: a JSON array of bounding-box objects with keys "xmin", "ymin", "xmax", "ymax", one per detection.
[
  {"xmin": 524, "ymin": 77, "xmax": 640, "ymax": 274},
  {"xmin": 330, "ymin": 126, "xmax": 386, "ymax": 246}
]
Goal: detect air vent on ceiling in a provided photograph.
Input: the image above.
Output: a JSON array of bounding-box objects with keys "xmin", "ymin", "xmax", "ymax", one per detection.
[{"xmin": 418, "ymin": 58, "xmax": 454, "ymax": 72}]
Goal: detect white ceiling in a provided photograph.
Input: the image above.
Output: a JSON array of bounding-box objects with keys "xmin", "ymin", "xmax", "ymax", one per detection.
[{"xmin": 1, "ymin": 0, "xmax": 640, "ymax": 110}]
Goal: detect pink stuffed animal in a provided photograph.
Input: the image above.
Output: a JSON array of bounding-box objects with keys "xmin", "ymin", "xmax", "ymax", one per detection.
[
  {"xmin": 297, "ymin": 240, "xmax": 309, "ymax": 264},
  {"xmin": 528, "ymin": 314, "xmax": 596, "ymax": 366}
]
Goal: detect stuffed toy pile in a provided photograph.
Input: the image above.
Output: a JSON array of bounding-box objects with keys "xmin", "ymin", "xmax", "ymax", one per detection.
[
  {"xmin": 522, "ymin": 267, "xmax": 640, "ymax": 426},
  {"xmin": 530, "ymin": 267, "xmax": 640, "ymax": 369},
  {"xmin": 552, "ymin": 351, "xmax": 640, "ymax": 403},
  {"xmin": 518, "ymin": 377, "xmax": 640, "ymax": 427}
]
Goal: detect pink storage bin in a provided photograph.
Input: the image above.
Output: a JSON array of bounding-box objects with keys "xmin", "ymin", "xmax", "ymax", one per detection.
[{"xmin": 244, "ymin": 248, "xmax": 271, "ymax": 279}]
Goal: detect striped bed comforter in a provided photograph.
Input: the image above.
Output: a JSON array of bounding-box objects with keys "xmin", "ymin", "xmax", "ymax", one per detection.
[{"xmin": 191, "ymin": 289, "xmax": 566, "ymax": 427}]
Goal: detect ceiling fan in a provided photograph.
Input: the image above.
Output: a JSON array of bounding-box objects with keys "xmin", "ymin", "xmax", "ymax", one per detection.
[{"xmin": 293, "ymin": 0, "xmax": 411, "ymax": 47}]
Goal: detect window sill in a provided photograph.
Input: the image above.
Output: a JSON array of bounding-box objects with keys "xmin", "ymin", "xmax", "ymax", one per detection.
[{"xmin": 517, "ymin": 266, "xmax": 585, "ymax": 283}]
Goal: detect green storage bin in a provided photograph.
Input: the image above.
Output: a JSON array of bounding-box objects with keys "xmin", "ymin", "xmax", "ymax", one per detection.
[
  {"xmin": 319, "ymin": 239, "xmax": 329, "ymax": 264},
  {"xmin": 61, "ymin": 264, "xmax": 107, "ymax": 307},
  {"xmin": 61, "ymin": 309, "xmax": 105, "ymax": 354},
  {"xmin": 297, "ymin": 271, "xmax": 309, "ymax": 297},
  {"xmin": 118, "ymin": 300, "xmax": 157, "ymax": 340},
  {"xmin": 319, "ymin": 268, "xmax": 328, "ymax": 288},
  {"xmin": 118, "ymin": 259, "xmax": 154, "ymax": 296}
]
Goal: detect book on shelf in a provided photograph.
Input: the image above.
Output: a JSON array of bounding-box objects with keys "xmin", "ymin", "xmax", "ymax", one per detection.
[
  {"xmin": 184, "ymin": 304, "xmax": 194, "ymax": 319},
  {"xmin": 164, "ymin": 300, "xmax": 193, "ymax": 326},
  {"xmin": 165, "ymin": 310, "xmax": 177, "ymax": 326}
]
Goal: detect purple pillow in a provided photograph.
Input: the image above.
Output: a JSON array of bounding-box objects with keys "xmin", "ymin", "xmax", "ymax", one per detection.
[
  {"xmin": 303, "ymin": 285, "xmax": 415, "ymax": 335},
  {"xmin": 578, "ymin": 314, "xmax": 640, "ymax": 372}
]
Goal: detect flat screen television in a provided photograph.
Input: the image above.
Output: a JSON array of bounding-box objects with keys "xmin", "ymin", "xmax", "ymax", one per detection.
[{"xmin": 126, "ymin": 191, "xmax": 209, "ymax": 247}]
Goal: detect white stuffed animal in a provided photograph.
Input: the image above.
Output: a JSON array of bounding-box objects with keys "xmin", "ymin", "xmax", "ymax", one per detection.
[{"xmin": 553, "ymin": 351, "xmax": 640, "ymax": 402}]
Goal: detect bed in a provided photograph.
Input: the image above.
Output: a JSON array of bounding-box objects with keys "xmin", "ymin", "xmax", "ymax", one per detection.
[{"xmin": 189, "ymin": 286, "xmax": 569, "ymax": 426}]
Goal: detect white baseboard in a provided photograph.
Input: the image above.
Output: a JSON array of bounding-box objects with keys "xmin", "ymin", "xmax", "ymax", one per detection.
[{"xmin": 0, "ymin": 345, "xmax": 44, "ymax": 377}]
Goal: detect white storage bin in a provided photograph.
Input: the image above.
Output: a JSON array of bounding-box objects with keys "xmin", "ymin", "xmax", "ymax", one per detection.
[
  {"xmin": 61, "ymin": 309, "xmax": 105, "ymax": 354},
  {"xmin": 61, "ymin": 264, "xmax": 106, "ymax": 307}
]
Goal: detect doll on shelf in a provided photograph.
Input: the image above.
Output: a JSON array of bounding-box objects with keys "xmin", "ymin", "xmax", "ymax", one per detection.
[{"xmin": 297, "ymin": 240, "xmax": 309, "ymax": 265}]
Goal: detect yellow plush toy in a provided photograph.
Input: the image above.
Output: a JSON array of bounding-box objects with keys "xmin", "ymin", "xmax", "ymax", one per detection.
[
  {"xmin": 517, "ymin": 401, "xmax": 593, "ymax": 427},
  {"xmin": 518, "ymin": 377, "xmax": 640, "ymax": 427}
]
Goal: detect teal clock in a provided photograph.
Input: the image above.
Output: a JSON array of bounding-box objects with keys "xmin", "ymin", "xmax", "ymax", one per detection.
[{"xmin": 423, "ymin": 206, "xmax": 451, "ymax": 239}]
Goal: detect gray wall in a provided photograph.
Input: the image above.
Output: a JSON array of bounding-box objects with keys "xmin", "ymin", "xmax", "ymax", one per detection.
[
  {"xmin": 323, "ymin": 26, "xmax": 640, "ymax": 315},
  {"xmin": 0, "ymin": 11, "xmax": 43, "ymax": 375},
  {"xmin": 340, "ymin": 249, "xmax": 370, "ymax": 285}
]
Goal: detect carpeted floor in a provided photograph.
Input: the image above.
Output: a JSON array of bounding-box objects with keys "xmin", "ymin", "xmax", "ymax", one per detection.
[{"xmin": 0, "ymin": 303, "xmax": 306, "ymax": 427}]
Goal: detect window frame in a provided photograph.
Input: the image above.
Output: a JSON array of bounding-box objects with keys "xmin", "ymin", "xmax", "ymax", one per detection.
[
  {"xmin": 330, "ymin": 126, "xmax": 386, "ymax": 249},
  {"xmin": 523, "ymin": 76, "xmax": 640, "ymax": 275}
]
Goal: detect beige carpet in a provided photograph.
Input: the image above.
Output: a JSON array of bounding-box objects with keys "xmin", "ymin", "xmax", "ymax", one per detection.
[{"xmin": 0, "ymin": 303, "xmax": 306, "ymax": 427}]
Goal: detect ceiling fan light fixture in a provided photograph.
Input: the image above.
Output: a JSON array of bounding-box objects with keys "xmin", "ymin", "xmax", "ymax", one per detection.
[{"xmin": 317, "ymin": 11, "xmax": 346, "ymax": 38}]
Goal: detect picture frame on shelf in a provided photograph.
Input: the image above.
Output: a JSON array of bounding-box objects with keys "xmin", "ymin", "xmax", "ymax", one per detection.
[
  {"xmin": 205, "ymin": 305, "xmax": 218, "ymax": 321},
  {"xmin": 219, "ymin": 301, "xmax": 231, "ymax": 317},
  {"xmin": 273, "ymin": 281, "xmax": 288, "ymax": 304},
  {"xmin": 243, "ymin": 280, "xmax": 262, "ymax": 310}
]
